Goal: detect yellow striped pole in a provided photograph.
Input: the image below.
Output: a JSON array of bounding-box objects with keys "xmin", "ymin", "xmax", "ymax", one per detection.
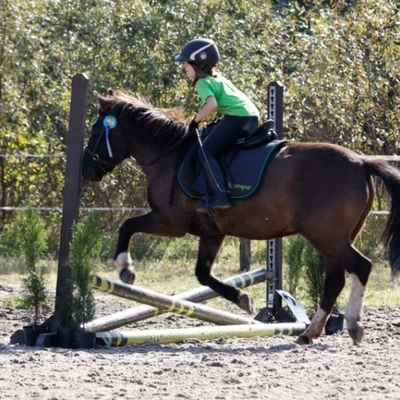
[
  {"xmin": 91, "ymin": 274, "xmax": 261, "ymax": 326},
  {"xmin": 96, "ymin": 322, "xmax": 307, "ymax": 346},
  {"xmin": 87, "ymin": 268, "xmax": 267, "ymax": 332}
]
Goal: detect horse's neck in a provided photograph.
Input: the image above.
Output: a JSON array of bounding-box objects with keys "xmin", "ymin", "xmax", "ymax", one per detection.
[{"xmin": 142, "ymin": 151, "xmax": 179, "ymax": 187}]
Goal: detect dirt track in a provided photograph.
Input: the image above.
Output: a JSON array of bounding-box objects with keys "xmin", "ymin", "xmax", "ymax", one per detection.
[{"xmin": 1, "ymin": 285, "xmax": 400, "ymax": 400}]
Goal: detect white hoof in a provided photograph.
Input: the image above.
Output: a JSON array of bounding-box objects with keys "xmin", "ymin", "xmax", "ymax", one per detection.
[{"xmin": 114, "ymin": 252, "xmax": 134, "ymax": 273}]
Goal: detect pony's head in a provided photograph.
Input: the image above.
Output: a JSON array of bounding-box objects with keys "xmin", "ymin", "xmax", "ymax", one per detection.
[
  {"xmin": 82, "ymin": 90, "xmax": 190, "ymax": 182},
  {"xmin": 82, "ymin": 90, "xmax": 132, "ymax": 181}
]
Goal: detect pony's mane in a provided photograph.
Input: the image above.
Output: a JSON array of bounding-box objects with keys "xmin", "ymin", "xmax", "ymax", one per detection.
[{"xmin": 97, "ymin": 90, "xmax": 194, "ymax": 149}]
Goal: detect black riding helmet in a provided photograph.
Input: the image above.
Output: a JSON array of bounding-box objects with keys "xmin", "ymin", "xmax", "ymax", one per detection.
[{"xmin": 175, "ymin": 38, "xmax": 220, "ymax": 71}]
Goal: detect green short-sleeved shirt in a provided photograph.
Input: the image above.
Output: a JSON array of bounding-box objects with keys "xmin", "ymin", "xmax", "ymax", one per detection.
[{"xmin": 195, "ymin": 75, "xmax": 259, "ymax": 117}]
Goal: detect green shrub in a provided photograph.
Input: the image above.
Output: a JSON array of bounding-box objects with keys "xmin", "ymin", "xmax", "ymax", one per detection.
[
  {"xmin": 18, "ymin": 209, "xmax": 48, "ymax": 327},
  {"xmin": 285, "ymin": 235, "xmax": 307, "ymax": 295},
  {"xmin": 21, "ymin": 270, "xmax": 48, "ymax": 327},
  {"xmin": 68, "ymin": 212, "xmax": 102, "ymax": 328},
  {"xmin": 302, "ymin": 241, "xmax": 325, "ymax": 311},
  {"xmin": 355, "ymin": 214, "xmax": 387, "ymax": 262}
]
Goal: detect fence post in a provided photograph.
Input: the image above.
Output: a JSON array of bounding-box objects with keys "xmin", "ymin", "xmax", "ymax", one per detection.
[
  {"xmin": 54, "ymin": 74, "xmax": 89, "ymax": 317},
  {"xmin": 239, "ymin": 238, "xmax": 251, "ymax": 272}
]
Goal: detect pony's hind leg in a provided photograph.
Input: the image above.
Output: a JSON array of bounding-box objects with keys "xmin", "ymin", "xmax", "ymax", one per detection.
[
  {"xmin": 297, "ymin": 245, "xmax": 372, "ymax": 345},
  {"xmin": 345, "ymin": 250, "xmax": 372, "ymax": 344},
  {"xmin": 195, "ymin": 235, "xmax": 255, "ymax": 314},
  {"xmin": 297, "ymin": 257, "xmax": 346, "ymax": 344}
]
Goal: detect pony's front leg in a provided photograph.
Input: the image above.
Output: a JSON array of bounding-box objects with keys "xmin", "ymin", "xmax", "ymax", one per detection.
[
  {"xmin": 195, "ymin": 235, "xmax": 255, "ymax": 314},
  {"xmin": 114, "ymin": 211, "xmax": 183, "ymax": 284}
]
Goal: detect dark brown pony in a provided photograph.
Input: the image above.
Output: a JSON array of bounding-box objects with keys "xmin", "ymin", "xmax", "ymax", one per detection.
[{"xmin": 82, "ymin": 90, "xmax": 400, "ymax": 344}]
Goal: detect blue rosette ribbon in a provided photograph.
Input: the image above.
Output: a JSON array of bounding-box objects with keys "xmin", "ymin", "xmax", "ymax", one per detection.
[{"xmin": 103, "ymin": 115, "xmax": 118, "ymax": 158}]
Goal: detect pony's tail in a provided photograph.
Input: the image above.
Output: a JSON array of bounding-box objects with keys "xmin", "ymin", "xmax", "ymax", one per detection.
[{"xmin": 364, "ymin": 158, "xmax": 400, "ymax": 280}]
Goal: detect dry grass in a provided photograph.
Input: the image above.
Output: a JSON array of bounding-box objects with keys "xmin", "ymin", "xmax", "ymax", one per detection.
[{"xmin": 1, "ymin": 253, "xmax": 399, "ymax": 317}]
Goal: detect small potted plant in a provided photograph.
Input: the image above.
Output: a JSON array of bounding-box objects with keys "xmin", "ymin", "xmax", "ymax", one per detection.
[
  {"xmin": 18, "ymin": 209, "xmax": 49, "ymax": 346},
  {"xmin": 68, "ymin": 212, "xmax": 102, "ymax": 349}
]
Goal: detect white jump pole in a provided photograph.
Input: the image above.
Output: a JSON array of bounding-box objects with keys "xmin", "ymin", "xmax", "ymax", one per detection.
[
  {"xmin": 86, "ymin": 268, "xmax": 267, "ymax": 331},
  {"xmin": 96, "ymin": 322, "xmax": 307, "ymax": 346},
  {"xmin": 91, "ymin": 274, "xmax": 261, "ymax": 326}
]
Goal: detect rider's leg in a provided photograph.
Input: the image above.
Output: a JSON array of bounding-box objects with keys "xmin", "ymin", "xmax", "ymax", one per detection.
[
  {"xmin": 197, "ymin": 116, "xmax": 259, "ymax": 211},
  {"xmin": 197, "ymin": 155, "xmax": 231, "ymax": 211}
]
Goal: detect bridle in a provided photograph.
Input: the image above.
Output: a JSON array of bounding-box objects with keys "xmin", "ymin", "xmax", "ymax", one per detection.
[
  {"xmin": 85, "ymin": 114, "xmax": 191, "ymax": 172},
  {"xmin": 84, "ymin": 115, "xmax": 119, "ymax": 174},
  {"xmin": 84, "ymin": 145, "xmax": 117, "ymax": 175}
]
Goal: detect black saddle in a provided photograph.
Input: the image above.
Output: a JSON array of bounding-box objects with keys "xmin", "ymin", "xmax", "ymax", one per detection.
[{"xmin": 177, "ymin": 120, "xmax": 286, "ymax": 200}]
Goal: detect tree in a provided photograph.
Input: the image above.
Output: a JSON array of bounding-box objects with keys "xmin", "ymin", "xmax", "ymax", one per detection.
[{"xmin": 1, "ymin": 0, "xmax": 399, "ymax": 239}]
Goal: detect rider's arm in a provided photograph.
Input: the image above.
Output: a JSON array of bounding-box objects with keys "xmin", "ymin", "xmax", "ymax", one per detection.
[{"xmin": 194, "ymin": 96, "xmax": 217, "ymax": 123}]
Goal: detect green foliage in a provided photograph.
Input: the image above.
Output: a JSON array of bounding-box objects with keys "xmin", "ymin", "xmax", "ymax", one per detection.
[
  {"xmin": 0, "ymin": 215, "xmax": 24, "ymax": 257},
  {"xmin": 18, "ymin": 209, "xmax": 47, "ymax": 270},
  {"xmin": 1, "ymin": 0, "xmax": 399, "ymax": 235},
  {"xmin": 17, "ymin": 209, "xmax": 48, "ymax": 327},
  {"xmin": 284, "ymin": 235, "xmax": 325, "ymax": 310},
  {"xmin": 0, "ymin": 210, "xmax": 60, "ymax": 258},
  {"xmin": 285, "ymin": 235, "xmax": 306, "ymax": 295},
  {"xmin": 302, "ymin": 241, "xmax": 325, "ymax": 311},
  {"xmin": 354, "ymin": 214, "xmax": 387, "ymax": 262},
  {"xmin": 1, "ymin": 295, "xmax": 25, "ymax": 309},
  {"xmin": 21, "ymin": 270, "xmax": 48, "ymax": 327},
  {"xmin": 55, "ymin": 278, "xmax": 76, "ymax": 329},
  {"xmin": 69, "ymin": 212, "xmax": 102, "ymax": 328}
]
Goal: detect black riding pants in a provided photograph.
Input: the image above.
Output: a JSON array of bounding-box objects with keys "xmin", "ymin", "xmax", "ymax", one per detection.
[{"xmin": 198, "ymin": 115, "xmax": 259, "ymax": 161}]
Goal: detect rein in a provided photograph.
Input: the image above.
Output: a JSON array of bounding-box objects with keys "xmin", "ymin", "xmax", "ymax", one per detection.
[{"xmin": 138, "ymin": 136, "xmax": 188, "ymax": 168}]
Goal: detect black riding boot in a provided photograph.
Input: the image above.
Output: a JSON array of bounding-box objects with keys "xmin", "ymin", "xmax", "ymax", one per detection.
[{"xmin": 198, "ymin": 157, "xmax": 231, "ymax": 212}]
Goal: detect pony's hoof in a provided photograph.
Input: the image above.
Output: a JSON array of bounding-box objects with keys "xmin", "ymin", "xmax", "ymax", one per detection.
[
  {"xmin": 120, "ymin": 268, "xmax": 135, "ymax": 285},
  {"xmin": 238, "ymin": 294, "xmax": 255, "ymax": 315},
  {"xmin": 115, "ymin": 252, "xmax": 133, "ymax": 270},
  {"xmin": 348, "ymin": 325, "xmax": 364, "ymax": 345},
  {"xmin": 296, "ymin": 334, "xmax": 313, "ymax": 345}
]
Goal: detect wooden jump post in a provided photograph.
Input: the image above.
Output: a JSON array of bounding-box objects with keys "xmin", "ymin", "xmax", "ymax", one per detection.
[
  {"xmin": 86, "ymin": 267, "xmax": 268, "ymax": 332},
  {"xmin": 55, "ymin": 73, "xmax": 89, "ymax": 319}
]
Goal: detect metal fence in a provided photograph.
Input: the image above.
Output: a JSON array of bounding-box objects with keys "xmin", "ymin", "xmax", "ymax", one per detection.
[
  {"xmin": 0, "ymin": 153, "xmax": 147, "ymax": 213},
  {"xmin": 1, "ymin": 154, "xmax": 397, "ymax": 214}
]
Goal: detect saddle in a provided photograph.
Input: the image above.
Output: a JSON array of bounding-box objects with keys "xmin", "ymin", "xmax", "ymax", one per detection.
[{"xmin": 177, "ymin": 120, "xmax": 286, "ymax": 200}]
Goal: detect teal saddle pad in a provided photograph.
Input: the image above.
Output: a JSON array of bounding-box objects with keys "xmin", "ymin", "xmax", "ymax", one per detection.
[{"xmin": 177, "ymin": 140, "xmax": 286, "ymax": 200}]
